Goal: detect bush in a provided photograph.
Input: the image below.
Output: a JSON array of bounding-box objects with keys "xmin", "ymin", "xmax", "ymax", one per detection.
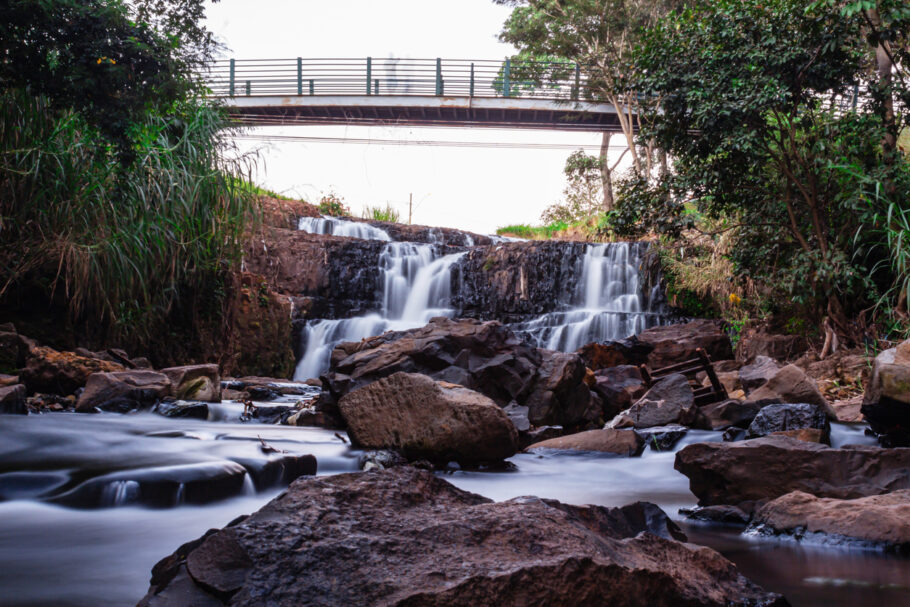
[{"xmin": 317, "ymin": 192, "xmax": 349, "ymax": 217}]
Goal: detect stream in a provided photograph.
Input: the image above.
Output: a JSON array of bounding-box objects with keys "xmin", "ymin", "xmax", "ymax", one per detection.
[{"xmin": 0, "ymin": 411, "xmax": 907, "ymax": 606}]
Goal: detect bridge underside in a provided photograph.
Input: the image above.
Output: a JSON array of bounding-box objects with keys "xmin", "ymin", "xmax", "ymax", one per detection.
[{"xmin": 224, "ymin": 95, "xmax": 624, "ymax": 131}]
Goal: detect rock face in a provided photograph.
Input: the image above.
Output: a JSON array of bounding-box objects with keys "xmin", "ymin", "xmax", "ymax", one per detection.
[
  {"xmin": 75, "ymin": 370, "xmax": 172, "ymax": 412},
  {"xmin": 862, "ymin": 340, "xmax": 910, "ymax": 446},
  {"xmin": 338, "ymin": 372, "xmax": 518, "ymax": 464},
  {"xmin": 576, "ymin": 339, "xmax": 655, "ymax": 370},
  {"xmin": 695, "ymin": 399, "xmax": 763, "ymax": 431},
  {"xmin": 628, "ymin": 374, "xmax": 697, "ymax": 428},
  {"xmin": 161, "ymin": 364, "xmax": 221, "ymax": 402},
  {"xmin": 675, "ymin": 436, "xmax": 910, "ymax": 509},
  {"xmin": 744, "ymin": 364, "xmax": 834, "ymax": 418},
  {"xmin": 323, "ymin": 318, "xmax": 594, "ymax": 430},
  {"xmin": 590, "ymin": 365, "xmax": 647, "ymax": 418},
  {"xmin": 0, "ymin": 384, "xmax": 27, "ymax": 415},
  {"xmin": 138, "ymin": 468, "xmax": 786, "ymax": 607},
  {"xmin": 746, "ymin": 403, "xmax": 830, "ymax": 441},
  {"xmin": 369, "ymin": 221, "xmax": 491, "ymax": 247},
  {"xmin": 752, "ymin": 490, "xmax": 910, "ymax": 551},
  {"xmin": 738, "ymin": 356, "xmax": 780, "ymax": 395},
  {"xmin": 636, "ymin": 320, "xmax": 733, "ymax": 369},
  {"xmin": 19, "ymin": 346, "xmax": 124, "ymax": 395},
  {"xmin": 526, "ymin": 428, "xmax": 645, "ymax": 456},
  {"xmin": 735, "ymin": 332, "xmax": 808, "ymax": 363}
]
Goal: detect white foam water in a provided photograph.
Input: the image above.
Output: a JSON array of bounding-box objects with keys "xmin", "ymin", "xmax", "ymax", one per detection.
[{"xmin": 298, "ymin": 216, "xmax": 392, "ymax": 241}]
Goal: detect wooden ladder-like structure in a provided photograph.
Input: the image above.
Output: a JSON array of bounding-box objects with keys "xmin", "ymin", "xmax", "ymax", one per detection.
[{"xmin": 640, "ymin": 347, "xmax": 728, "ymax": 406}]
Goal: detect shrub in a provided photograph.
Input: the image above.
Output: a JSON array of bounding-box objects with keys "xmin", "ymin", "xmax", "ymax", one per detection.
[
  {"xmin": 362, "ymin": 204, "xmax": 400, "ymax": 223},
  {"xmin": 318, "ymin": 192, "xmax": 349, "ymax": 217}
]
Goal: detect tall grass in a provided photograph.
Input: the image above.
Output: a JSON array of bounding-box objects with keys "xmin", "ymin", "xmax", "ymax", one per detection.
[
  {"xmin": 362, "ymin": 204, "xmax": 400, "ymax": 223},
  {"xmin": 0, "ymin": 89, "xmax": 256, "ymax": 343}
]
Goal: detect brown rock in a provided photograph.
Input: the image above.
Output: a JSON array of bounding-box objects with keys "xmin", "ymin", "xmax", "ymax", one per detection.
[
  {"xmin": 736, "ymin": 332, "xmax": 808, "ymax": 362},
  {"xmin": 76, "ymin": 370, "xmax": 172, "ymax": 412},
  {"xmin": 744, "ymin": 364, "xmax": 835, "ymax": 418},
  {"xmin": 703, "ymin": 370, "xmax": 741, "ymax": 394},
  {"xmin": 770, "ymin": 428, "xmax": 825, "ymax": 443},
  {"xmin": 753, "ymin": 490, "xmax": 910, "ymax": 549},
  {"xmin": 636, "ymin": 320, "xmax": 733, "ymax": 369},
  {"xmin": 139, "ymin": 468, "xmax": 786, "ymax": 607},
  {"xmin": 861, "ymin": 341, "xmax": 910, "ymax": 446},
  {"xmin": 695, "ymin": 399, "xmax": 763, "ymax": 430},
  {"xmin": 161, "ymin": 364, "xmax": 222, "ymax": 402},
  {"xmin": 628, "ymin": 374, "xmax": 697, "ymax": 428},
  {"xmin": 591, "ymin": 365, "xmax": 646, "ymax": 419},
  {"xmin": 675, "ymin": 436, "xmax": 910, "ymax": 508},
  {"xmin": 0, "ymin": 374, "xmax": 19, "ymax": 387},
  {"xmin": 576, "ymin": 339, "xmax": 654, "ymax": 370},
  {"xmin": 738, "ymin": 355, "xmax": 780, "ymax": 395},
  {"xmin": 0, "ymin": 384, "xmax": 27, "ymax": 415},
  {"xmin": 20, "ymin": 346, "xmax": 124, "ymax": 395},
  {"xmin": 338, "ymin": 372, "xmax": 518, "ymax": 463},
  {"xmin": 186, "ymin": 529, "xmax": 253, "ymax": 599},
  {"xmin": 830, "ymin": 394, "xmax": 864, "ymax": 423},
  {"xmin": 527, "ymin": 428, "xmax": 645, "ymax": 456}
]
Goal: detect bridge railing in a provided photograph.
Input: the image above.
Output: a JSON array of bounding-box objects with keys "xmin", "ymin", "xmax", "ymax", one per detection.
[{"xmin": 205, "ymin": 57, "xmax": 592, "ymax": 101}]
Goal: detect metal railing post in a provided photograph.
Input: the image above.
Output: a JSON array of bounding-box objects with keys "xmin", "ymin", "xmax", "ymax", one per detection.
[
  {"xmin": 374, "ymin": 79, "xmax": 379, "ymax": 95},
  {"xmin": 366, "ymin": 57, "xmax": 372, "ymax": 95},
  {"xmin": 309, "ymin": 79, "xmax": 314, "ymax": 95},
  {"xmin": 573, "ymin": 64, "xmax": 580, "ymax": 101},
  {"xmin": 469, "ymin": 63, "xmax": 474, "ymax": 98},
  {"xmin": 297, "ymin": 57, "xmax": 303, "ymax": 95},
  {"xmin": 228, "ymin": 58, "xmax": 235, "ymax": 97},
  {"xmin": 436, "ymin": 58, "xmax": 442, "ymax": 96},
  {"xmin": 502, "ymin": 58, "xmax": 511, "ymax": 98},
  {"xmin": 245, "ymin": 80, "xmax": 251, "ymax": 96}
]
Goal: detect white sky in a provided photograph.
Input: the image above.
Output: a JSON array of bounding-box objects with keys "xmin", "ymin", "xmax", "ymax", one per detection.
[{"xmin": 205, "ymin": 0, "xmax": 624, "ymax": 234}]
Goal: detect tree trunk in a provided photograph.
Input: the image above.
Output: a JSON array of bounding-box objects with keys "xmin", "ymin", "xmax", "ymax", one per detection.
[
  {"xmin": 866, "ymin": 9, "xmax": 898, "ymax": 157},
  {"xmin": 600, "ymin": 131, "xmax": 614, "ymax": 212}
]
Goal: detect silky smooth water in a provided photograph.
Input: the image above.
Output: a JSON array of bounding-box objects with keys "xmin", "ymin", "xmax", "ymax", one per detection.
[{"xmin": 0, "ymin": 412, "xmax": 906, "ymax": 607}]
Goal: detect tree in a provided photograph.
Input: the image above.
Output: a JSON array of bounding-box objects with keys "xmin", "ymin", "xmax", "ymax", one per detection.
[
  {"xmin": 631, "ymin": 0, "xmax": 910, "ymax": 335},
  {"xmin": 495, "ymin": 0, "xmax": 681, "ymax": 210}
]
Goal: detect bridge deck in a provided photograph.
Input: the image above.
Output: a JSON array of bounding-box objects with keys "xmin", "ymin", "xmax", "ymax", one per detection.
[{"xmin": 209, "ymin": 58, "xmax": 629, "ymax": 131}]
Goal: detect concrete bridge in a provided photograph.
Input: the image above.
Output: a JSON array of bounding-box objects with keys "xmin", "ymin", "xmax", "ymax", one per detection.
[{"xmin": 208, "ymin": 57, "xmax": 628, "ymax": 131}]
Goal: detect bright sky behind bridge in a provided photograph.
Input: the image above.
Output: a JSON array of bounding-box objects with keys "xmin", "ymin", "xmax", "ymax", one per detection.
[{"xmin": 206, "ymin": 0, "xmax": 628, "ymax": 234}]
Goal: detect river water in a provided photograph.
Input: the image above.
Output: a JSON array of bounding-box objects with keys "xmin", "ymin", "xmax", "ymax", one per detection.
[{"xmin": 0, "ymin": 411, "xmax": 907, "ymax": 606}]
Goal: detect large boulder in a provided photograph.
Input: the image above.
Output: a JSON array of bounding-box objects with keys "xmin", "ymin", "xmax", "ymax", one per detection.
[
  {"xmin": 636, "ymin": 320, "xmax": 734, "ymax": 369},
  {"xmin": 861, "ymin": 340, "xmax": 910, "ymax": 446},
  {"xmin": 576, "ymin": 339, "xmax": 654, "ymax": 371},
  {"xmin": 526, "ymin": 428, "xmax": 644, "ymax": 456},
  {"xmin": 675, "ymin": 436, "xmax": 910, "ymax": 509},
  {"xmin": 19, "ymin": 346, "xmax": 124, "ymax": 395},
  {"xmin": 590, "ymin": 365, "xmax": 647, "ymax": 418},
  {"xmin": 746, "ymin": 403, "xmax": 830, "ymax": 441},
  {"xmin": 161, "ymin": 364, "xmax": 222, "ymax": 402},
  {"xmin": 628, "ymin": 374, "xmax": 697, "ymax": 428},
  {"xmin": 735, "ymin": 331, "xmax": 808, "ymax": 363},
  {"xmin": 750, "ymin": 490, "xmax": 910, "ymax": 551},
  {"xmin": 338, "ymin": 372, "xmax": 518, "ymax": 464},
  {"xmin": 323, "ymin": 317, "xmax": 594, "ymax": 430},
  {"xmin": 138, "ymin": 468, "xmax": 786, "ymax": 607},
  {"xmin": 0, "ymin": 384, "xmax": 27, "ymax": 415},
  {"xmin": 0, "ymin": 329, "xmax": 35, "ymax": 374},
  {"xmin": 738, "ymin": 355, "xmax": 780, "ymax": 395},
  {"xmin": 695, "ymin": 399, "xmax": 763, "ymax": 431},
  {"xmin": 75, "ymin": 370, "xmax": 172, "ymax": 412},
  {"xmin": 744, "ymin": 364, "xmax": 835, "ymax": 418}
]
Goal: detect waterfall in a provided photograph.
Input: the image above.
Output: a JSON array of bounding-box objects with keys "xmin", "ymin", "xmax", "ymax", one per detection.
[
  {"xmin": 298, "ymin": 216, "xmax": 392, "ymax": 241},
  {"xmin": 293, "ymin": 243, "xmax": 465, "ymax": 380},
  {"xmin": 512, "ymin": 242, "xmax": 665, "ymax": 351}
]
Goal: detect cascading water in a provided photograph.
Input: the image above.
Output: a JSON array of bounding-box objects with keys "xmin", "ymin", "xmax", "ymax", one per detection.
[
  {"xmin": 512, "ymin": 242, "xmax": 666, "ymax": 351},
  {"xmin": 294, "ymin": 240, "xmax": 466, "ymax": 380},
  {"xmin": 298, "ymin": 216, "xmax": 392, "ymax": 241}
]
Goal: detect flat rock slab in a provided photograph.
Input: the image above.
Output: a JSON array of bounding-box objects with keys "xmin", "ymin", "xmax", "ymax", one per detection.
[
  {"xmin": 139, "ymin": 468, "xmax": 786, "ymax": 607},
  {"xmin": 675, "ymin": 436, "xmax": 910, "ymax": 509},
  {"xmin": 527, "ymin": 428, "xmax": 644, "ymax": 456},
  {"xmin": 752, "ymin": 490, "xmax": 910, "ymax": 551}
]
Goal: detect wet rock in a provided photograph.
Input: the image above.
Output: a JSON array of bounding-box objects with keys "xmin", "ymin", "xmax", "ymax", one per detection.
[
  {"xmin": 591, "ymin": 365, "xmax": 647, "ymax": 419},
  {"xmin": 249, "ymin": 404, "xmax": 296, "ymax": 425},
  {"xmin": 576, "ymin": 339, "xmax": 654, "ymax": 371},
  {"xmin": 769, "ymin": 428, "xmax": 826, "ymax": 443},
  {"xmin": 338, "ymin": 372, "xmax": 518, "ymax": 464},
  {"xmin": 861, "ymin": 340, "xmax": 910, "ymax": 446},
  {"xmin": 634, "ymin": 425, "xmax": 688, "ymax": 451},
  {"xmin": 0, "ymin": 384, "xmax": 27, "ymax": 415},
  {"xmin": 738, "ymin": 356, "xmax": 781, "ymax": 395},
  {"xmin": 722, "ymin": 427, "xmax": 746, "ymax": 442},
  {"xmin": 324, "ymin": 317, "xmax": 594, "ymax": 430},
  {"xmin": 0, "ymin": 373, "xmax": 18, "ymax": 387},
  {"xmin": 696, "ymin": 399, "xmax": 763, "ymax": 431},
  {"xmin": 628, "ymin": 373, "xmax": 697, "ymax": 428},
  {"xmin": 155, "ymin": 400, "xmax": 210, "ymax": 420},
  {"xmin": 746, "ymin": 403, "xmax": 830, "ymax": 442},
  {"xmin": 502, "ymin": 402, "xmax": 530, "ymax": 432},
  {"xmin": 636, "ymin": 319, "xmax": 734, "ymax": 369},
  {"xmin": 681, "ymin": 504, "xmax": 751, "ymax": 526},
  {"xmin": 75, "ymin": 370, "xmax": 171, "ymax": 413},
  {"xmin": 517, "ymin": 425, "xmax": 563, "ymax": 450},
  {"xmin": 736, "ymin": 331, "xmax": 808, "ymax": 363},
  {"xmin": 751, "ymin": 490, "xmax": 910, "ymax": 552},
  {"xmin": 744, "ymin": 364, "xmax": 835, "ymax": 418},
  {"xmin": 20, "ymin": 346, "xmax": 124, "ymax": 396},
  {"xmin": 186, "ymin": 529, "xmax": 253, "ymax": 600},
  {"xmin": 161, "ymin": 364, "xmax": 221, "ymax": 402},
  {"xmin": 0, "ymin": 330, "xmax": 34, "ymax": 374},
  {"xmin": 139, "ymin": 468, "xmax": 786, "ymax": 607},
  {"xmin": 370, "ymin": 220, "xmax": 491, "ymax": 247},
  {"xmin": 675, "ymin": 436, "xmax": 910, "ymax": 509},
  {"xmin": 830, "ymin": 393, "xmax": 864, "ymax": 423},
  {"xmin": 357, "ymin": 450, "xmax": 408, "ymax": 471},
  {"xmin": 526, "ymin": 428, "xmax": 645, "ymax": 456}
]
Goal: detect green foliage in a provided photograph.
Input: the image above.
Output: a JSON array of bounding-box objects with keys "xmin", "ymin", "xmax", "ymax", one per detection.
[
  {"xmin": 495, "ymin": 221, "xmax": 570, "ymax": 239},
  {"xmin": 362, "ymin": 204, "xmax": 401, "ymax": 223},
  {"xmin": 0, "ymin": 89, "xmax": 255, "ymax": 343},
  {"xmin": 540, "ymin": 150, "xmax": 606, "ymax": 224},
  {"xmin": 317, "ymin": 192, "xmax": 350, "ymax": 217}
]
